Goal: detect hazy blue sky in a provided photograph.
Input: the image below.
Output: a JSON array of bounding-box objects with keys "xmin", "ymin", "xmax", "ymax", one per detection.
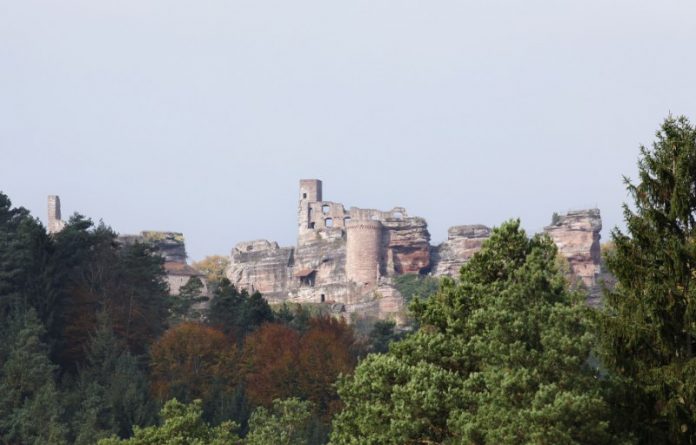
[{"xmin": 2, "ymin": 1, "xmax": 695, "ymax": 260}]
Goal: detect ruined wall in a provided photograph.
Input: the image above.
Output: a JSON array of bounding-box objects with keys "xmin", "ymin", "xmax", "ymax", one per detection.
[{"xmin": 47, "ymin": 195, "xmax": 66, "ymax": 234}]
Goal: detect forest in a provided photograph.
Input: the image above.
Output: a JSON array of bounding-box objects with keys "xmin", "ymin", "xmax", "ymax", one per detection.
[{"xmin": 1, "ymin": 115, "xmax": 696, "ymax": 444}]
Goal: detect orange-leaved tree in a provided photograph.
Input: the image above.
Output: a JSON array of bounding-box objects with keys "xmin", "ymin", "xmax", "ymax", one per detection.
[
  {"xmin": 243, "ymin": 323, "xmax": 301, "ymax": 407},
  {"xmin": 297, "ymin": 317, "xmax": 356, "ymax": 417},
  {"xmin": 149, "ymin": 322, "xmax": 237, "ymax": 403}
]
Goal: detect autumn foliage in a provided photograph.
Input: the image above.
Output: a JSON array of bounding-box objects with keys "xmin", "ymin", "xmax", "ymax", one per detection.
[
  {"xmin": 297, "ymin": 317, "xmax": 356, "ymax": 417},
  {"xmin": 243, "ymin": 318, "xmax": 356, "ymax": 416},
  {"xmin": 243, "ymin": 323, "xmax": 301, "ymax": 407},
  {"xmin": 149, "ymin": 322, "xmax": 237, "ymax": 403}
]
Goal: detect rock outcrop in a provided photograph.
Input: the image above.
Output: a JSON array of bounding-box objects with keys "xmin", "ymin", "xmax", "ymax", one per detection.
[
  {"xmin": 544, "ymin": 209, "xmax": 602, "ymax": 305},
  {"xmin": 227, "ymin": 240, "xmax": 294, "ymax": 301},
  {"xmin": 225, "ymin": 181, "xmax": 433, "ymax": 321},
  {"xmin": 224, "ymin": 179, "xmax": 606, "ymax": 321},
  {"xmin": 382, "ymin": 216, "xmax": 431, "ymax": 275},
  {"xmin": 431, "ymin": 225, "xmax": 491, "ymax": 276}
]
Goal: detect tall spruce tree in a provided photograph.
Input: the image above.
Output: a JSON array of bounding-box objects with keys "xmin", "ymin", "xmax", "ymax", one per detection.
[
  {"xmin": 70, "ymin": 311, "xmax": 154, "ymax": 444},
  {"xmin": 52, "ymin": 216, "xmax": 169, "ymax": 366},
  {"xmin": 0, "ymin": 192, "xmax": 58, "ymax": 332},
  {"xmin": 331, "ymin": 221, "xmax": 625, "ymax": 444},
  {"xmin": 600, "ymin": 115, "xmax": 696, "ymax": 443},
  {"xmin": 208, "ymin": 278, "xmax": 274, "ymax": 339},
  {"xmin": 0, "ymin": 309, "xmax": 67, "ymax": 444}
]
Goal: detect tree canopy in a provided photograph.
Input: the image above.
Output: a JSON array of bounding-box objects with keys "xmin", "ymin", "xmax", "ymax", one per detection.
[
  {"xmin": 599, "ymin": 115, "xmax": 696, "ymax": 443},
  {"xmin": 331, "ymin": 220, "xmax": 622, "ymax": 444}
]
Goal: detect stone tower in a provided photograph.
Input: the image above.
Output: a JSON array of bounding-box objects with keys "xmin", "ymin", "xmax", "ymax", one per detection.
[
  {"xmin": 47, "ymin": 195, "xmax": 66, "ymax": 234},
  {"xmin": 345, "ymin": 218, "xmax": 382, "ymax": 289},
  {"xmin": 298, "ymin": 179, "xmax": 323, "ymax": 234}
]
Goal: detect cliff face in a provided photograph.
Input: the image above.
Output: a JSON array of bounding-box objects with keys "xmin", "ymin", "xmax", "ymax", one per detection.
[
  {"xmin": 140, "ymin": 231, "xmax": 188, "ymax": 263},
  {"xmin": 382, "ymin": 216, "xmax": 431, "ymax": 275},
  {"xmin": 544, "ymin": 209, "xmax": 602, "ymax": 305},
  {"xmin": 227, "ymin": 240, "xmax": 294, "ymax": 301},
  {"xmin": 431, "ymin": 225, "xmax": 491, "ymax": 276}
]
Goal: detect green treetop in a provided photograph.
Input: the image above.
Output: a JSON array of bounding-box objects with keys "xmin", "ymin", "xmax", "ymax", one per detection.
[
  {"xmin": 331, "ymin": 220, "xmax": 627, "ymax": 444},
  {"xmin": 599, "ymin": 115, "xmax": 696, "ymax": 444},
  {"xmin": 98, "ymin": 399, "xmax": 239, "ymax": 445}
]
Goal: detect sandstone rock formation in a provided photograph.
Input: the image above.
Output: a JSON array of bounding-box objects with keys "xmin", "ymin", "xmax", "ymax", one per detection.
[
  {"xmin": 544, "ymin": 209, "xmax": 602, "ymax": 305},
  {"xmin": 382, "ymin": 215, "xmax": 431, "ymax": 275},
  {"xmin": 431, "ymin": 225, "xmax": 491, "ymax": 276},
  {"xmin": 47, "ymin": 184, "xmax": 606, "ymax": 322},
  {"xmin": 227, "ymin": 240, "xmax": 294, "ymax": 301},
  {"xmin": 225, "ymin": 180, "xmax": 430, "ymax": 321},
  {"xmin": 224, "ymin": 180, "xmax": 606, "ymax": 320}
]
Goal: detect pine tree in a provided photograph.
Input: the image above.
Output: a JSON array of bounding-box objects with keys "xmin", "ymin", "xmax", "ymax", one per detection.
[
  {"xmin": 70, "ymin": 311, "xmax": 154, "ymax": 444},
  {"xmin": 170, "ymin": 276, "xmax": 207, "ymax": 322},
  {"xmin": 0, "ymin": 309, "xmax": 67, "ymax": 444},
  {"xmin": 97, "ymin": 399, "xmax": 239, "ymax": 445},
  {"xmin": 600, "ymin": 115, "xmax": 696, "ymax": 443},
  {"xmin": 53, "ymin": 216, "xmax": 169, "ymax": 366},
  {"xmin": 208, "ymin": 279, "xmax": 274, "ymax": 339},
  {"xmin": 0, "ymin": 192, "xmax": 58, "ymax": 333},
  {"xmin": 246, "ymin": 398, "xmax": 314, "ymax": 445},
  {"xmin": 331, "ymin": 221, "xmax": 625, "ymax": 444}
]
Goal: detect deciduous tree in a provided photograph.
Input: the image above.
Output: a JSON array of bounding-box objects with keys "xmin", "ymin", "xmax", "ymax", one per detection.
[
  {"xmin": 149, "ymin": 322, "xmax": 237, "ymax": 404},
  {"xmin": 243, "ymin": 323, "xmax": 300, "ymax": 407},
  {"xmin": 297, "ymin": 317, "xmax": 355, "ymax": 417},
  {"xmin": 192, "ymin": 255, "xmax": 230, "ymax": 289}
]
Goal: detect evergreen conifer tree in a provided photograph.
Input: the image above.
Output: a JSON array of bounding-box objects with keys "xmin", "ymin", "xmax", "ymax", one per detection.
[
  {"xmin": 70, "ymin": 311, "xmax": 154, "ymax": 444},
  {"xmin": 246, "ymin": 398, "xmax": 314, "ymax": 445},
  {"xmin": 600, "ymin": 115, "xmax": 696, "ymax": 443},
  {"xmin": 0, "ymin": 309, "xmax": 67, "ymax": 444},
  {"xmin": 331, "ymin": 221, "xmax": 625, "ymax": 444}
]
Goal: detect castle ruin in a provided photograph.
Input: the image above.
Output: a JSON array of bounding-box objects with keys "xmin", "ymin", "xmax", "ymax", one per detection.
[
  {"xmin": 227, "ymin": 179, "xmax": 431, "ymax": 319},
  {"xmin": 226, "ymin": 179, "xmax": 605, "ymax": 320},
  {"xmin": 45, "ymin": 181, "xmax": 605, "ymax": 322}
]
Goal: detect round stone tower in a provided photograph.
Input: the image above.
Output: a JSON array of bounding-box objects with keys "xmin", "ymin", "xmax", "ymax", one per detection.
[{"xmin": 346, "ymin": 219, "xmax": 382, "ymax": 289}]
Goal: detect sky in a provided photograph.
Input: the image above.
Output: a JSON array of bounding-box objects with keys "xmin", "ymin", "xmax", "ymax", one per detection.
[{"xmin": 1, "ymin": 0, "xmax": 695, "ymax": 261}]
